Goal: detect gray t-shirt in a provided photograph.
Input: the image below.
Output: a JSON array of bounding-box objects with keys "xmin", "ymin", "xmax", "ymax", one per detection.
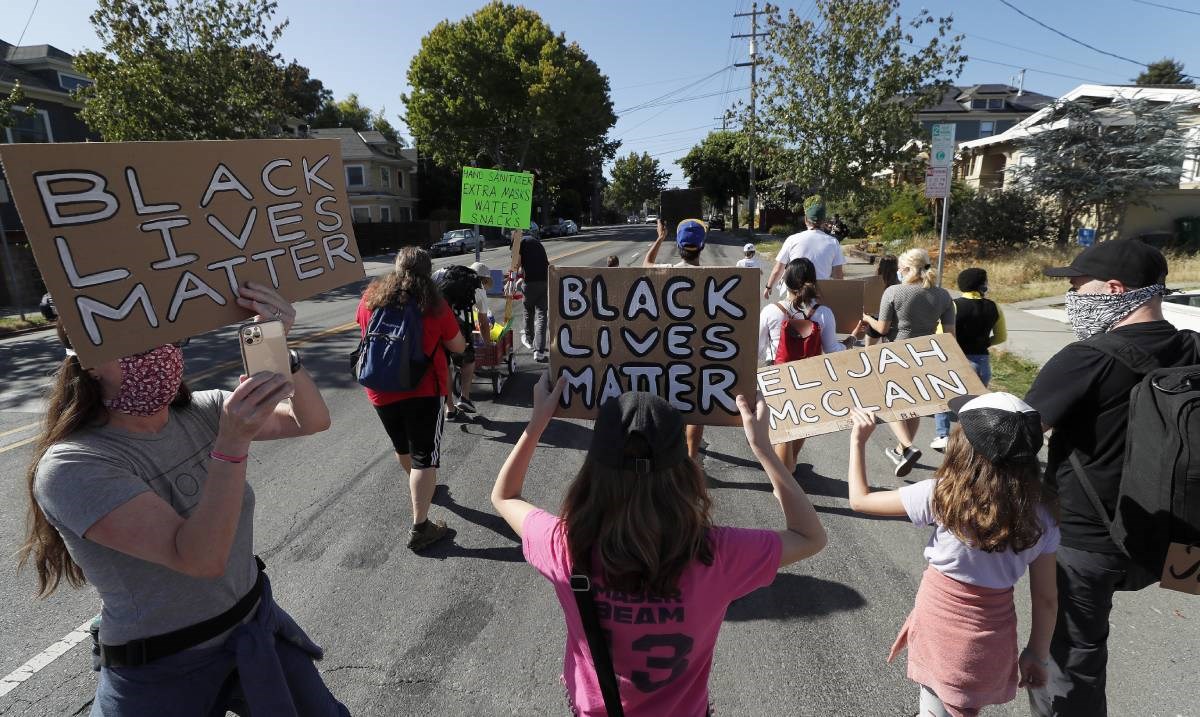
[
  {"xmin": 879, "ymin": 283, "xmax": 955, "ymax": 340},
  {"xmin": 34, "ymin": 389, "xmax": 258, "ymax": 645}
]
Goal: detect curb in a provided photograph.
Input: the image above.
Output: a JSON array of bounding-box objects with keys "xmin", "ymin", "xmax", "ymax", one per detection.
[{"xmin": 0, "ymin": 323, "xmax": 54, "ymax": 339}]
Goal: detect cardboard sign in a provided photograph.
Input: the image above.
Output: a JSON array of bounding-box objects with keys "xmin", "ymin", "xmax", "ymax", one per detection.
[
  {"xmin": 1160, "ymin": 542, "xmax": 1200, "ymax": 595},
  {"xmin": 815, "ymin": 277, "xmax": 887, "ymax": 334},
  {"xmin": 460, "ymin": 166, "xmax": 534, "ymax": 230},
  {"xmin": 757, "ymin": 335, "xmax": 988, "ymax": 444},
  {"xmin": 549, "ymin": 266, "xmax": 758, "ymax": 426},
  {"xmin": 0, "ymin": 139, "xmax": 364, "ymax": 368},
  {"xmin": 659, "ymin": 188, "xmax": 704, "ymax": 234}
]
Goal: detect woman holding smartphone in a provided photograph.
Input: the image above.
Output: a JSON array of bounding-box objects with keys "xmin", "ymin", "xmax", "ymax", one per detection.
[{"xmin": 18, "ymin": 282, "xmax": 347, "ymax": 716}]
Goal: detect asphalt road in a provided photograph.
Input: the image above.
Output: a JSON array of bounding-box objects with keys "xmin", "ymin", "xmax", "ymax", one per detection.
[{"xmin": 0, "ymin": 225, "xmax": 1194, "ymax": 716}]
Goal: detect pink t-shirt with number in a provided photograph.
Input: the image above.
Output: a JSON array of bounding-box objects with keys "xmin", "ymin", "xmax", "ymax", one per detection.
[{"xmin": 522, "ymin": 509, "xmax": 782, "ymax": 717}]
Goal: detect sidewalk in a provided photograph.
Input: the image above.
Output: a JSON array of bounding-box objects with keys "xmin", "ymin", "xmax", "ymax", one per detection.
[{"xmin": 997, "ymin": 295, "xmax": 1076, "ymax": 367}]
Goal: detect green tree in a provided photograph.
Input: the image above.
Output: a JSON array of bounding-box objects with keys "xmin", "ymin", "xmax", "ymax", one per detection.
[
  {"xmin": 281, "ymin": 60, "xmax": 331, "ymax": 122},
  {"xmin": 756, "ymin": 0, "xmax": 964, "ymax": 200},
  {"xmin": 1011, "ymin": 97, "xmax": 1195, "ymax": 243},
  {"xmin": 679, "ymin": 131, "xmax": 750, "ymax": 227},
  {"xmin": 311, "ymin": 94, "xmax": 406, "ymax": 145},
  {"xmin": 0, "ymin": 82, "xmax": 36, "ymax": 131},
  {"xmin": 607, "ymin": 152, "xmax": 669, "ymax": 214},
  {"xmin": 403, "ymin": 1, "xmax": 617, "ymax": 183},
  {"xmin": 1135, "ymin": 58, "xmax": 1192, "ymax": 87},
  {"xmin": 74, "ymin": 0, "xmax": 291, "ymax": 140}
]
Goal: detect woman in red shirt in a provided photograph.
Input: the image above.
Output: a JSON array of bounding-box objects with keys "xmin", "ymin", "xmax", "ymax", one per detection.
[{"xmin": 356, "ymin": 247, "xmax": 466, "ymax": 551}]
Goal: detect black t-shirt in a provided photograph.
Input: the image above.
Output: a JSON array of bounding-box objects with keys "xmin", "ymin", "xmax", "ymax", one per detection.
[
  {"xmin": 520, "ymin": 237, "xmax": 550, "ymax": 282},
  {"xmin": 1025, "ymin": 320, "xmax": 1198, "ymax": 554}
]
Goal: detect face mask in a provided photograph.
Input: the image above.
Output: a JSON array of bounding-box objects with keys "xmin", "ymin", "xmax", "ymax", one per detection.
[
  {"xmin": 103, "ymin": 344, "xmax": 184, "ymax": 416},
  {"xmin": 896, "ymin": 271, "xmax": 905, "ymax": 282},
  {"xmin": 1064, "ymin": 284, "xmax": 1166, "ymax": 340}
]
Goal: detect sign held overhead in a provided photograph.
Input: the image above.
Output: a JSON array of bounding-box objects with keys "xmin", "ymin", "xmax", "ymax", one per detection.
[
  {"xmin": 0, "ymin": 139, "xmax": 365, "ymax": 367},
  {"xmin": 460, "ymin": 166, "xmax": 534, "ymax": 230}
]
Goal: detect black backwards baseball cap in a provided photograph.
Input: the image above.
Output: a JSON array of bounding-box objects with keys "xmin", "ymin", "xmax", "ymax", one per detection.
[
  {"xmin": 947, "ymin": 392, "xmax": 1043, "ymax": 464},
  {"xmin": 587, "ymin": 392, "xmax": 688, "ymax": 474},
  {"xmin": 1043, "ymin": 239, "xmax": 1168, "ymax": 288}
]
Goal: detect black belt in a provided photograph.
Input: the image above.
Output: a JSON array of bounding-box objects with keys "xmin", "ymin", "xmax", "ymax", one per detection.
[{"xmin": 98, "ymin": 556, "xmax": 266, "ymax": 668}]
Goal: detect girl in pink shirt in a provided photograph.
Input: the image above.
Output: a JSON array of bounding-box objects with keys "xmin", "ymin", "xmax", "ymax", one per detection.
[
  {"xmin": 845, "ymin": 393, "xmax": 1059, "ymax": 717},
  {"xmin": 491, "ymin": 377, "xmax": 827, "ymax": 716}
]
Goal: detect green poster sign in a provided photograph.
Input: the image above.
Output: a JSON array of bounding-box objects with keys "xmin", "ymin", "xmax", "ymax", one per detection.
[{"xmin": 460, "ymin": 166, "xmax": 534, "ymax": 230}]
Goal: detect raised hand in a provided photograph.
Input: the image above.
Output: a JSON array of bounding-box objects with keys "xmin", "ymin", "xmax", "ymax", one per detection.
[{"xmin": 236, "ymin": 281, "xmax": 297, "ymax": 336}]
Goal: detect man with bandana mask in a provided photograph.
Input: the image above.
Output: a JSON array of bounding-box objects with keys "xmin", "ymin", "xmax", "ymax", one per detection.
[{"xmin": 1024, "ymin": 239, "xmax": 1194, "ymax": 717}]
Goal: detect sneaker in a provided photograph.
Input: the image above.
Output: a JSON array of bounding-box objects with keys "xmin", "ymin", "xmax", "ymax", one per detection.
[
  {"xmin": 534, "ymin": 351, "xmax": 549, "ymax": 363},
  {"xmin": 930, "ymin": 435, "xmax": 948, "ymax": 451},
  {"xmin": 884, "ymin": 447, "xmax": 904, "ymax": 471},
  {"xmin": 456, "ymin": 397, "xmax": 477, "ymax": 414},
  {"xmin": 521, "ymin": 334, "xmax": 533, "ymax": 350},
  {"xmin": 407, "ymin": 519, "xmax": 450, "ymax": 551},
  {"xmin": 896, "ymin": 446, "xmax": 922, "ymax": 477}
]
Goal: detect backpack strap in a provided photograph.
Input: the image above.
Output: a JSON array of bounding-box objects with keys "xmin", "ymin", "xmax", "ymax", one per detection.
[
  {"xmin": 1082, "ymin": 331, "xmax": 1161, "ymax": 375},
  {"xmin": 570, "ymin": 568, "xmax": 625, "ymax": 717},
  {"xmin": 1067, "ymin": 451, "xmax": 1129, "ymax": 558}
]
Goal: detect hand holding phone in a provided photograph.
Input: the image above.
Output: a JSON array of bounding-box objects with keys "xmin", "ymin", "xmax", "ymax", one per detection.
[{"xmin": 239, "ymin": 320, "xmax": 292, "ymax": 390}]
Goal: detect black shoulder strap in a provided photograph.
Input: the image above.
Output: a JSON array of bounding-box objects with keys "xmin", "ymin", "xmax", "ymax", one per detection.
[
  {"xmin": 1068, "ymin": 451, "xmax": 1129, "ymax": 558},
  {"xmin": 1083, "ymin": 331, "xmax": 1161, "ymax": 375},
  {"xmin": 570, "ymin": 570, "xmax": 625, "ymax": 717}
]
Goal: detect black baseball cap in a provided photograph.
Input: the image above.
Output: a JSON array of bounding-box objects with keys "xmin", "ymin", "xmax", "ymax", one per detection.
[
  {"xmin": 1043, "ymin": 239, "xmax": 1168, "ymax": 288},
  {"xmin": 947, "ymin": 393, "xmax": 1043, "ymax": 464},
  {"xmin": 588, "ymin": 392, "xmax": 688, "ymax": 474},
  {"xmin": 957, "ymin": 268, "xmax": 988, "ymax": 293}
]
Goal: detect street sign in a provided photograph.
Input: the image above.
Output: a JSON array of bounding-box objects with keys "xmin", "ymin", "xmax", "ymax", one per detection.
[
  {"xmin": 1078, "ymin": 227, "xmax": 1096, "ymax": 247},
  {"xmin": 929, "ymin": 123, "xmax": 956, "ymax": 169},
  {"xmin": 924, "ymin": 167, "xmax": 950, "ymax": 198}
]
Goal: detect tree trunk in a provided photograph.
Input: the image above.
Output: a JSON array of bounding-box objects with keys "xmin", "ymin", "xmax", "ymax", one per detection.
[{"xmin": 731, "ymin": 194, "xmax": 740, "ymax": 230}]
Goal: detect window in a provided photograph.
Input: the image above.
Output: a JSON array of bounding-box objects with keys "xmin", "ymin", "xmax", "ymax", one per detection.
[
  {"xmin": 980, "ymin": 121, "xmax": 995, "ymax": 138},
  {"xmin": 3, "ymin": 108, "xmax": 52, "ymax": 143},
  {"xmin": 988, "ymin": 98, "xmax": 1004, "ymax": 110},
  {"xmin": 346, "ymin": 166, "xmax": 364, "ymax": 186},
  {"xmin": 398, "ymin": 207, "xmax": 412, "ymax": 222},
  {"xmin": 380, "ymin": 167, "xmax": 390, "ymax": 188},
  {"xmin": 397, "ymin": 170, "xmax": 404, "ymax": 190},
  {"xmin": 379, "ymin": 206, "xmax": 392, "ymax": 223},
  {"xmin": 352, "ymin": 206, "xmax": 371, "ymax": 223},
  {"xmin": 971, "ymin": 99, "xmax": 988, "ymax": 109},
  {"xmin": 57, "ymin": 72, "xmax": 92, "ymax": 92}
]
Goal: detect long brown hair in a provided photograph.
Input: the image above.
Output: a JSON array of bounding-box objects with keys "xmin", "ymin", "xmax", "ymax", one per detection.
[
  {"xmin": 18, "ymin": 324, "xmax": 191, "ymax": 596},
  {"xmin": 784, "ymin": 257, "xmax": 820, "ymax": 313},
  {"xmin": 931, "ymin": 428, "xmax": 1058, "ymax": 553},
  {"xmin": 560, "ymin": 434, "xmax": 714, "ymax": 595},
  {"xmin": 364, "ymin": 246, "xmax": 441, "ymax": 313}
]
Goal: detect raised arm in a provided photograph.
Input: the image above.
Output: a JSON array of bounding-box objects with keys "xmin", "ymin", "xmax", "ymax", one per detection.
[
  {"xmin": 846, "ymin": 408, "xmax": 907, "ymax": 516},
  {"xmin": 643, "ymin": 219, "xmax": 668, "ymax": 267},
  {"xmin": 737, "ymin": 393, "xmax": 827, "ymax": 566},
  {"xmin": 492, "ymin": 374, "xmax": 565, "ymax": 536}
]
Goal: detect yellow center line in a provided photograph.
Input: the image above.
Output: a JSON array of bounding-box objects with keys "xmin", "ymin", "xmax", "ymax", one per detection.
[
  {"xmin": 0, "ymin": 435, "xmax": 36, "ymax": 454},
  {"xmin": 0, "ymin": 422, "xmax": 39, "ymax": 438}
]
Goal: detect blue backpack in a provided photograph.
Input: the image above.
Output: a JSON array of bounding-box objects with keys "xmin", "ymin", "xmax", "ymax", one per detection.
[{"xmin": 351, "ymin": 302, "xmax": 432, "ymax": 392}]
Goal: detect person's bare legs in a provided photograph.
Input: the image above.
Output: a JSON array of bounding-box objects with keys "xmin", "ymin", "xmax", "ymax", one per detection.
[
  {"xmin": 887, "ymin": 417, "xmax": 920, "ymax": 451},
  {"xmin": 773, "ymin": 438, "xmax": 805, "ymax": 475},
  {"xmin": 396, "ymin": 452, "xmax": 437, "ymax": 524},
  {"xmin": 460, "ymin": 361, "xmax": 476, "ymax": 404},
  {"xmin": 686, "ymin": 424, "xmax": 705, "ymax": 462}
]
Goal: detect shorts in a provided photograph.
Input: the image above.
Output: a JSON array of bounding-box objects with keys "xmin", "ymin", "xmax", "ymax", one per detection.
[
  {"xmin": 450, "ymin": 319, "xmax": 476, "ymax": 365},
  {"xmin": 373, "ymin": 396, "xmax": 447, "ymax": 469}
]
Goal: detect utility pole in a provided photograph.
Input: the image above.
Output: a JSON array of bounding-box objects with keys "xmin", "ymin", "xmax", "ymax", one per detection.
[{"xmin": 733, "ymin": 3, "xmax": 765, "ymax": 232}]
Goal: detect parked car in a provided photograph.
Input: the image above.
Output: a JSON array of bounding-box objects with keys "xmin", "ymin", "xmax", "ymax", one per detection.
[
  {"xmin": 542, "ymin": 222, "xmax": 564, "ymax": 238},
  {"xmin": 627, "ymin": 215, "xmax": 640, "ymax": 224},
  {"xmin": 645, "ymin": 213, "xmax": 658, "ymax": 224},
  {"xmin": 708, "ymin": 215, "xmax": 725, "ymax": 231},
  {"xmin": 432, "ymin": 228, "xmax": 482, "ymax": 256},
  {"xmin": 561, "ymin": 220, "xmax": 579, "ymax": 235}
]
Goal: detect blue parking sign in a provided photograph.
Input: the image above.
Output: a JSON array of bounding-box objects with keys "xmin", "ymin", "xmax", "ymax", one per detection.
[{"xmin": 1078, "ymin": 227, "xmax": 1096, "ymax": 247}]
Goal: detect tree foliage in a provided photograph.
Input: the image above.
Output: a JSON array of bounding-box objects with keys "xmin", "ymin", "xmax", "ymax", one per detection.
[
  {"xmin": 756, "ymin": 0, "xmax": 964, "ymax": 200},
  {"xmin": 1135, "ymin": 58, "xmax": 1192, "ymax": 87},
  {"xmin": 74, "ymin": 0, "xmax": 291, "ymax": 140},
  {"xmin": 607, "ymin": 152, "xmax": 669, "ymax": 213},
  {"xmin": 1010, "ymin": 97, "xmax": 1195, "ymax": 242},
  {"xmin": 951, "ymin": 188, "xmax": 1052, "ymax": 250},
  {"xmin": 679, "ymin": 130, "xmax": 749, "ymax": 211},
  {"xmin": 403, "ymin": 1, "xmax": 617, "ymax": 181},
  {"xmin": 281, "ymin": 60, "xmax": 332, "ymax": 122}
]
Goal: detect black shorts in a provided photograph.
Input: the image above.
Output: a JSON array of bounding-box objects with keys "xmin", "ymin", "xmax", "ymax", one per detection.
[
  {"xmin": 373, "ymin": 396, "xmax": 447, "ymax": 469},
  {"xmin": 450, "ymin": 318, "xmax": 476, "ymax": 365}
]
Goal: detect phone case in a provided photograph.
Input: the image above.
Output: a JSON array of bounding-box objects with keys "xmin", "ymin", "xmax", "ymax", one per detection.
[{"xmin": 239, "ymin": 320, "xmax": 291, "ymax": 383}]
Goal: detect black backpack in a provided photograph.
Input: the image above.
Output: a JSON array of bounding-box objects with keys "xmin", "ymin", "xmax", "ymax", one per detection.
[
  {"xmin": 1070, "ymin": 330, "xmax": 1200, "ymax": 589},
  {"xmin": 435, "ymin": 264, "xmax": 481, "ymax": 311}
]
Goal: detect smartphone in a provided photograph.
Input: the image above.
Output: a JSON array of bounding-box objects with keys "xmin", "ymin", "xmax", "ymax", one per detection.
[{"xmin": 239, "ymin": 319, "xmax": 291, "ymax": 388}]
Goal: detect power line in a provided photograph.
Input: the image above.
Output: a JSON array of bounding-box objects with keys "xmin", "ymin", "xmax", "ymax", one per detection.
[
  {"xmin": 966, "ymin": 54, "xmax": 1109, "ymax": 84},
  {"xmin": 623, "ymin": 86, "xmax": 750, "ymax": 114},
  {"xmin": 623, "ymin": 123, "xmax": 721, "ymax": 142},
  {"xmin": 965, "ymin": 32, "xmax": 1116, "ymax": 75},
  {"xmin": 0, "ymin": 0, "xmax": 40, "ymax": 87},
  {"xmin": 1131, "ymin": 0, "xmax": 1200, "ymax": 16},
  {"xmin": 615, "ymin": 66, "xmax": 732, "ymax": 114},
  {"xmin": 996, "ymin": 0, "xmax": 1151, "ymax": 70},
  {"xmin": 612, "ymin": 70, "xmax": 733, "ymax": 92}
]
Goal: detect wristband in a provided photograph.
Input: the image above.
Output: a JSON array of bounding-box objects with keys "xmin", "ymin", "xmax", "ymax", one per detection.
[{"xmin": 209, "ymin": 450, "xmax": 248, "ymax": 465}]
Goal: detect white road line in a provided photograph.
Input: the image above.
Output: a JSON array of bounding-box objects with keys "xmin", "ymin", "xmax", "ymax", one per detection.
[{"xmin": 0, "ymin": 620, "xmax": 92, "ymax": 699}]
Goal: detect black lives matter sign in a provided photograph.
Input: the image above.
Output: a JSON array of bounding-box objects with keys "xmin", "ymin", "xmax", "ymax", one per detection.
[
  {"xmin": 0, "ymin": 139, "xmax": 365, "ymax": 367},
  {"xmin": 549, "ymin": 266, "xmax": 758, "ymax": 426}
]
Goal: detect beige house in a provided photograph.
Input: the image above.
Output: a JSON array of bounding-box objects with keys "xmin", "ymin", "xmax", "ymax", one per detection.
[{"xmin": 307, "ymin": 128, "xmax": 417, "ymax": 223}]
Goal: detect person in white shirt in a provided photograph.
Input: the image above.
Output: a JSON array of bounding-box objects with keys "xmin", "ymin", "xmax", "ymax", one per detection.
[
  {"xmin": 736, "ymin": 243, "xmax": 763, "ymax": 272},
  {"xmin": 763, "ymin": 195, "xmax": 846, "ymax": 299}
]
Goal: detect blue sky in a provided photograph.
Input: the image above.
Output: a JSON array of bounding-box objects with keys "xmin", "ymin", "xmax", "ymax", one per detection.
[{"xmin": 9, "ymin": 0, "xmax": 1200, "ymax": 185}]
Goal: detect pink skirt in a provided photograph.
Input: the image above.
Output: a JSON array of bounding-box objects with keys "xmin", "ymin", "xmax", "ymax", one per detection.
[{"xmin": 889, "ymin": 566, "xmax": 1019, "ymax": 716}]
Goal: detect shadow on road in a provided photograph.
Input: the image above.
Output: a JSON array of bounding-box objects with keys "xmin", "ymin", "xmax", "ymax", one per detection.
[
  {"xmin": 725, "ymin": 573, "xmax": 867, "ymax": 621},
  {"xmin": 432, "ymin": 485, "xmax": 518, "ymax": 542}
]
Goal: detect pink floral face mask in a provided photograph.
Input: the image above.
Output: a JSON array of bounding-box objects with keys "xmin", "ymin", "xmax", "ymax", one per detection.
[{"xmin": 103, "ymin": 344, "xmax": 184, "ymax": 416}]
